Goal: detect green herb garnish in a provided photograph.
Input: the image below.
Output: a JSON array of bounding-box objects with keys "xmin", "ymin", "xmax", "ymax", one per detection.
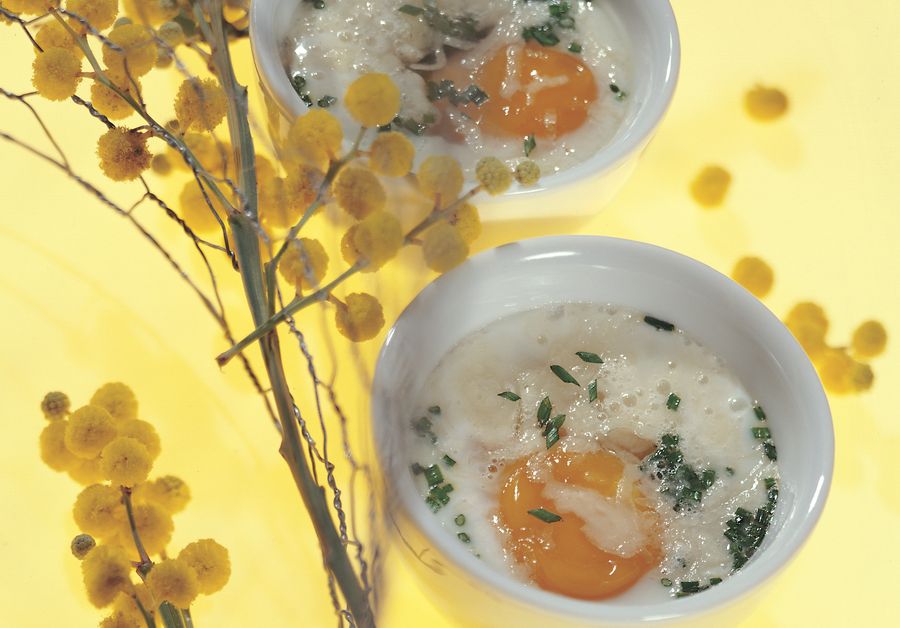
[
  {"xmin": 412, "ymin": 415, "xmax": 437, "ymax": 443},
  {"xmin": 289, "ymin": 73, "xmax": 307, "ymax": 95},
  {"xmin": 751, "ymin": 427, "xmax": 771, "ymax": 440},
  {"xmin": 304, "ymin": 0, "xmax": 326, "ymax": 8},
  {"xmin": 660, "ymin": 578, "xmax": 673, "ymax": 587},
  {"xmin": 398, "ymin": 3, "xmax": 487, "ymax": 42},
  {"xmin": 454, "ymin": 514, "xmax": 466, "ymax": 526},
  {"xmin": 764, "ymin": 477, "xmax": 776, "ymax": 490},
  {"xmin": 545, "ymin": 427, "xmax": 560, "ymax": 449},
  {"xmin": 442, "ymin": 454, "xmax": 456, "ymax": 467},
  {"xmin": 390, "ymin": 113, "xmax": 436, "ymax": 136},
  {"xmin": 316, "ymin": 95, "xmax": 336, "ymax": 108},
  {"xmin": 666, "ymin": 392, "xmax": 681, "ymax": 411},
  {"xmin": 426, "ymin": 79, "xmax": 489, "ymax": 106},
  {"xmin": 524, "ymin": 134, "xmax": 536, "ymax": 157},
  {"xmin": 575, "ymin": 351, "xmax": 603, "ymax": 364},
  {"xmin": 726, "ymin": 466, "xmax": 735, "ymax": 476},
  {"xmin": 537, "ymin": 396, "xmax": 552, "ymax": 426},
  {"xmin": 644, "ymin": 315, "xmax": 675, "ymax": 331},
  {"xmin": 457, "ymin": 532, "xmax": 471, "ymax": 543},
  {"xmin": 498, "ymin": 391, "xmax": 521, "ymax": 401},
  {"xmin": 568, "ymin": 41, "xmax": 582, "ymax": 53},
  {"xmin": 411, "ymin": 462, "xmax": 425, "ymax": 475},
  {"xmin": 763, "ymin": 442, "xmax": 777, "ymax": 461},
  {"xmin": 725, "ymin": 479, "xmax": 778, "ymax": 569},
  {"xmin": 643, "ymin": 433, "xmax": 716, "ymax": 512},
  {"xmin": 550, "ymin": 364, "xmax": 580, "ymax": 387},
  {"xmin": 545, "ymin": 414, "xmax": 566, "ymax": 433},
  {"xmin": 609, "ymin": 82, "xmax": 627, "ymax": 101},
  {"xmin": 588, "ymin": 379, "xmax": 598, "ymax": 403},
  {"xmin": 425, "ymin": 483, "xmax": 454, "ymax": 511},
  {"xmin": 428, "ymin": 405, "xmax": 441, "ymax": 415},
  {"xmin": 528, "ymin": 508, "xmax": 562, "ymax": 523},
  {"xmin": 424, "ymin": 464, "xmax": 443, "ymax": 487},
  {"xmin": 522, "ymin": 23, "xmax": 560, "ymax": 46},
  {"xmin": 753, "ymin": 405, "xmax": 767, "ymax": 421}
]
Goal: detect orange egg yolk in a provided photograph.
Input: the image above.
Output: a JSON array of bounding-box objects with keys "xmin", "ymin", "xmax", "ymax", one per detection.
[
  {"xmin": 498, "ymin": 448, "xmax": 661, "ymax": 600},
  {"xmin": 472, "ymin": 42, "xmax": 598, "ymax": 139}
]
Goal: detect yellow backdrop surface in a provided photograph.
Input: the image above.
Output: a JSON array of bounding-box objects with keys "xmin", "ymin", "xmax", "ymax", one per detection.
[{"xmin": 1, "ymin": 1, "xmax": 898, "ymax": 626}]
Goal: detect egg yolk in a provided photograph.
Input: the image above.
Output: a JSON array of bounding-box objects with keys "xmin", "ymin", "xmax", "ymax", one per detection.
[
  {"xmin": 498, "ymin": 448, "xmax": 661, "ymax": 600},
  {"xmin": 472, "ymin": 42, "xmax": 598, "ymax": 139}
]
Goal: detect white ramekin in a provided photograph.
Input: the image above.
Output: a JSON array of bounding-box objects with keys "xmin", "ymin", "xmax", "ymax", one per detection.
[
  {"xmin": 371, "ymin": 236, "xmax": 833, "ymax": 627},
  {"xmin": 249, "ymin": 1, "xmax": 680, "ymax": 220}
]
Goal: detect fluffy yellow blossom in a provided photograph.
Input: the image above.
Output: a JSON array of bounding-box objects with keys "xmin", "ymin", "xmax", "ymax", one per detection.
[
  {"xmin": 4, "ymin": 0, "xmax": 58, "ymax": 15},
  {"xmin": 344, "ymin": 73, "xmax": 401, "ymax": 127},
  {"xmin": 39, "ymin": 420, "xmax": 80, "ymax": 471},
  {"xmin": 99, "ymin": 611, "xmax": 143, "ymax": 628},
  {"xmin": 111, "ymin": 584, "xmax": 155, "ymax": 625},
  {"xmin": 73, "ymin": 483, "xmax": 124, "ymax": 538},
  {"xmin": 90, "ymin": 69, "xmax": 142, "ymax": 121},
  {"xmin": 178, "ymin": 539, "xmax": 231, "ymax": 594},
  {"xmin": 170, "ymin": 132, "xmax": 229, "ymax": 174},
  {"xmin": 744, "ymin": 85, "xmax": 788, "ymax": 121},
  {"xmin": 446, "ymin": 202, "xmax": 481, "ymax": 245},
  {"xmin": 514, "ymin": 159, "xmax": 541, "ymax": 186},
  {"xmin": 690, "ymin": 165, "xmax": 731, "ymax": 208},
  {"xmin": 66, "ymin": 405, "xmax": 118, "ymax": 459},
  {"xmin": 283, "ymin": 162, "xmax": 324, "ymax": 215},
  {"xmin": 100, "ymin": 437, "xmax": 153, "ymax": 487},
  {"xmin": 67, "ymin": 0, "xmax": 119, "ymax": 31},
  {"xmin": 422, "ymin": 222, "xmax": 468, "ymax": 273},
  {"xmin": 287, "ymin": 109, "xmax": 343, "ymax": 166},
  {"xmin": 147, "ymin": 558, "xmax": 199, "ymax": 609},
  {"xmin": 475, "ymin": 157, "xmax": 512, "ymax": 195},
  {"xmin": 82, "ymin": 545, "xmax": 133, "ymax": 608},
  {"xmin": 91, "ymin": 382, "xmax": 138, "ymax": 422},
  {"xmin": 731, "ymin": 256, "xmax": 774, "ymax": 298},
  {"xmin": 332, "ymin": 166, "xmax": 386, "ymax": 219},
  {"xmin": 255, "ymin": 153, "xmax": 277, "ymax": 182},
  {"xmin": 158, "ymin": 20, "xmax": 185, "ymax": 47},
  {"xmin": 102, "ymin": 23, "xmax": 157, "ymax": 78},
  {"xmin": 786, "ymin": 302, "xmax": 829, "ymax": 333},
  {"xmin": 41, "ymin": 390, "xmax": 70, "ymax": 420},
  {"xmin": 150, "ymin": 153, "xmax": 171, "ymax": 175},
  {"xmin": 122, "ymin": 0, "xmax": 178, "ymax": 26},
  {"xmin": 174, "ymin": 78, "xmax": 227, "ymax": 131},
  {"xmin": 257, "ymin": 176, "xmax": 290, "ymax": 230},
  {"xmin": 134, "ymin": 475, "xmax": 191, "ymax": 514},
  {"xmin": 178, "ymin": 180, "xmax": 228, "ymax": 234},
  {"xmin": 117, "ymin": 419, "xmax": 160, "ymax": 460},
  {"xmin": 97, "ymin": 128, "xmax": 152, "ymax": 181},
  {"xmin": 72, "ymin": 533, "xmax": 97, "ymax": 559},
  {"xmin": 119, "ymin": 502, "xmax": 173, "ymax": 556},
  {"xmin": 851, "ymin": 320, "xmax": 887, "ymax": 358},
  {"xmin": 850, "ymin": 361, "xmax": 874, "ymax": 392},
  {"xmin": 340, "ymin": 225, "xmax": 360, "ymax": 267},
  {"xmin": 417, "ymin": 155, "xmax": 463, "ymax": 206},
  {"xmin": 369, "ymin": 131, "xmax": 414, "ymax": 177},
  {"xmin": 69, "ymin": 456, "xmax": 107, "ymax": 485},
  {"xmin": 334, "ymin": 293, "xmax": 385, "ymax": 342},
  {"xmin": 279, "ymin": 238, "xmax": 329, "ymax": 290},
  {"xmin": 32, "ymin": 48, "xmax": 82, "ymax": 101},
  {"xmin": 34, "ymin": 21, "xmax": 84, "ymax": 58},
  {"xmin": 818, "ymin": 348, "xmax": 857, "ymax": 394},
  {"xmin": 352, "ymin": 211, "xmax": 403, "ymax": 271}
]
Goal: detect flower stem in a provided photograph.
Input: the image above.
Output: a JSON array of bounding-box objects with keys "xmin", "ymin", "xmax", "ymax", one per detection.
[{"xmin": 122, "ymin": 486, "xmax": 152, "ymax": 576}]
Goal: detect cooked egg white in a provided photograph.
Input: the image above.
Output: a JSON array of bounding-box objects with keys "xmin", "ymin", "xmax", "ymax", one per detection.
[{"xmin": 406, "ymin": 303, "xmax": 780, "ymax": 600}]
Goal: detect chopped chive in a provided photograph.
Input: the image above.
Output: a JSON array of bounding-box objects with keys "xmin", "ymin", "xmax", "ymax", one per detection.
[
  {"xmin": 660, "ymin": 578, "xmax": 673, "ymax": 587},
  {"xmin": 550, "ymin": 364, "xmax": 580, "ymax": 387},
  {"xmin": 412, "ymin": 415, "xmax": 438, "ymax": 444},
  {"xmin": 701, "ymin": 469, "xmax": 717, "ymax": 488},
  {"xmin": 522, "ymin": 23, "xmax": 560, "ymax": 46},
  {"xmin": 537, "ymin": 396, "xmax": 552, "ymax": 425},
  {"xmin": 316, "ymin": 95, "xmax": 336, "ymax": 108},
  {"xmin": 726, "ymin": 466, "xmax": 735, "ymax": 476},
  {"xmin": 763, "ymin": 442, "xmax": 777, "ymax": 461},
  {"xmin": 545, "ymin": 427, "xmax": 560, "ymax": 449},
  {"xmin": 588, "ymin": 379, "xmax": 598, "ymax": 403},
  {"xmin": 454, "ymin": 514, "xmax": 466, "ymax": 526},
  {"xmin": 523, "ymin": 134, "xmax": 536, "ymax": 157},
  {"xmin": 411, "ymin": 462, "xmax": 424, "ymax": 475},
  {"xmin": 498, "ymin": 391, "xmax": 521, "ymax": 401},
  {"xmin": 299, "ymin": 93, "xmax": 313, "ymax": 107},
  {"xmin": 457, "ymin": 532, "xmax": 471, "ymax": 543},
  {"xmin": 575, "ymin": 351, "xmax": 603, "ymax": 364},
  {"xmin": 709, "ymin": 577, "xmax": 723, "ymax": 586},
  {"xmin": 290, "ymin": 73, "xmax": 307, "ymax": 94},
  {"xmin": 753, "ymin": 405, "xmax": 767, "ymax": 421},
  {"xmin": 424, "ymin": 465, "xmax": 443, "ymax": 488},
  {"xmin": 528, "ymin": 508, "xmax": 562, "ymax": 523},
  {"xmin": 568, "ymin": 42, "xmax": 582, "ymax": 53},
  {"xmin": 609, "ymin": 83, "xmax": 620, "ymax": 94},
  {"xmin": 680, "ymin": 581, "xmax": 701, "ymax": 593},
  {"xmin": 544, "ymin": 414, "xmax": 566, "ymax": 434},
  {"xmin": 442, "ymin": 454, "xmax": 456, "ymax": 467},
  {"xmin": 644, "ymin": 315, "xmax": 675, "ymax": 332},
  {"xmin": 428, "ymin": 405, "xmax": 441, "ymax": 415},
  {"xmin": 398, "ymin": 4, "xmax": 424, "ymax": 16},
  {"xmin": 666, "ymin": 392, "xmax": 681, "ymax": 411},
  {"xmin": 764, "ymin": 477, "xmax": 776, "ymax": 490},
  {"xmin": 751, "ymin": 427, "xmax": 771, "ymax": 440}
]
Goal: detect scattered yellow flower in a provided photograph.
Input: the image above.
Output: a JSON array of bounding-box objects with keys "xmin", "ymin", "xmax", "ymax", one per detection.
[
  {"xmin": 744, "ymin": 85, "xmax": 789, "ymax": 121},
  {"xmin": 67, "ymin": 0, "xmax": 119, "ymax": 31},
  {"xmin": 279, "ymin": 237, "xmax": 329, "ymax": 290},
  {"xmin": 446, "ymin": 202, "xmax": 481, "ymax": 245},
  {"xmin": 119, "ymin": 502, "xmax": 173, "ymax": 556},
  {"xmin": 41, "ymin": 390, "xmax": 70, "ymax": 420},
  {"xmin": 111, "ymin": 584, "xmax": 155, "ymax": 626},
  {"xmin": 335, "ymin": 293, "xmax": 385, "ymax": 342},
  {"xmin": 99, "ymin": 611, "xmax": 143, "ymax": 628},
  {"xmin": 731, "ymin": 256, "xmax": 774, "ymax": 298},
  {"xmin": 287, "ymin": 108, "xmax": 343, "ymax": 166},
  {"xmin": 66, "ymin": 405, "xmax": 118, "ymax": 459},
  {"xmin": 91, "ymin": 382, "xmax": 139, "ymax": 423},
  {"xmin": 369, "ymin": 131, "xmax": 414, "ymax": 177},
  {"xmin": 122, "ymin": 0, "xmax": 178, "ymax": 26},
  {"xmin": 97, "ymin": 128, "xmax": 152, "ymax": 181},
  {"xmin": 174, "ymin": 78, "xmax": 228, "ymax": 131},
  {"xmin": 417, "ymin": 155, "xmax": 463, "ymax": 206},
  {"xmin": 851, "ymin": 320, "xmax": 887, "ymax": 358},
  {"xmin": 32, "ymin": 48, "xmax": 82, "ymax": 101},
  {"xmin": 117, "ymin": 419, "xmax": 161, "ymax": 460},
  {"xmin": 134, "ymin": 475, "xmax": 191, "ymax": 514},
  {"xmin": 690, "ymin": 165, "xmax": 731, "ymax": 208},
  {"xmin": 73, "ymin": 483, "xmax": 124, "ymax": 538},
  {"xmin": 147, "ymin": 558, "xmax": 200, "ymax": 609},
  {"xmin": 332, "ymin": 166, "xmax": 386, "ymax": 219},
  {"xmin": 101, "ymin": 437, "xmax": 153, "ymax": 487},
  {"xmin": 82, "ymin": 544, "xmax": 134, "ymax": 608},
  {"xmin": 178, "ymin": 539, "xmax": 231, "ymax": 594},
  {"xmin": 34, "ymin": 21, "xmax": 84, "ymax": 59},
  {"xmin": 39, "ymin": 420, "xmax": 80, "ymax": 471},
  {"xmin": 340, "ymin": 225, "xmax": 360, "ymax": 267},
  {"xmin": 817, "ymin": 348, "xmax": 856, "ymax": 394},
  {"xmin": 178, "ymin": 180, "xmax": 229, "ymax": 235},
  {"xmin": 68, "ymin": 456, "xmax": 107, "ymax": 486},
  {"xmin": 344, "ymin": 73, "xmax": 401, "ymax": 127},
  {"xmin": 352, "ymin": 211, "xmax": 403, "ymax": 271},
  {"xmin": 71, "ymin": 533, "xmax": 97, "ymax": 559},
  {"xmin": 150, "ymin": 153, "xmax": 171, "ymax": 175},
  {"xmin": 4, "ymin": 0, "xmax": 58, "ymax": 15},
  {"xmin": 283, "ymin": 162, "xmax": 324, "ymax": 215},
  {"xmin": 102, "ymin": 23, "xmax": 158, "ymax": 78},
  {"xmin": 514, "ymin": 159, "xmax": 541, "ymax": 186},
  {"xmin": 475, "ymin": 157, "xmax": 512, "ymax": 195},
  {"xmin": 422, "ymin": 221, "xmax": 468, "ymax": 273}
]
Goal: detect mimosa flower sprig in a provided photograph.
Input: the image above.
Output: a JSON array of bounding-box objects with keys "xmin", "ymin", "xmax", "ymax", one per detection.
[{"xmin": 1, "ymin": 1, "xmax": 541, "ymax": 625}]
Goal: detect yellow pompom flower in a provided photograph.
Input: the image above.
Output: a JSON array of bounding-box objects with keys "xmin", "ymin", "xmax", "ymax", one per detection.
[
  {"xmin": 111, "ymin": 584, "xmax": 155, "ymax": 625},
  {"xmin": 99, "ymin": 611, "xmax": 143, "ymax": 628},
  {"xmin": 82, "ymin": 545, "xmax": 133, "ymax": 608},
  {"xmin": 690, "ymin": 165, "xmax": 732, "ymax": 208},
  {"xmin": 122, "ymin": 0, "xmax": 178, "ymax": 26},
  {"xmin": 66, "ymin": 405, "xmax": 118, "ymax": 459},
  {"xmin": 817, "ymin": 348, "xmax": 856, "ymax": 394},
  {"xmin": 332, "ymin": 165, "xmax": 386, "ymax": 219},
  {"xmin": 157, "ymin": 20, "xmax": 185, "ymax": 47},
  {"xmin": 34, "ymin": 22, "xmax": 84, "ymax": 59},
  {"xmin": 369, "ymin": 131, "xmax": 414, "ymax": 177},
  {"xmin": 118, "ymin": 502, "xmax": 173, "ymax": 556},
  {"xmin": 257, "ymin": 176, "xmax": 291, "ymax": 231},
  {"xmin": 352, "ymin": 210, "xmax": 403, "ymax": 271},
  {"xmin": 417, "ymin": 155, "xmax": 463, "ymax": 206},
  {"xmin": 100, "ymin": 437, "xmax": 153, "ymax": 487},
  {"xmin": 73, "ymin": 483, "xmax": 124, "ymax": 539},
  {"xmin": 786, "ymin": 302, "xmax": 829, "ymax": 332},
  {"xmin": 283, "ymin": 162, "xmax": 324, "ymax": 215},
  {"xmin": 851, "ymin": 320, "xmax": 887, "ymax": 358},
  {"xmin": 147, "ymin": 558, "xmax": 200, "ymax": 609},
  {"xmin": 134, "ymin": 475, "xmax": 191, "ymax": 514},
  {"xmin": 68, "ymin": 457, "xmax": 107, "ymax": 486},
  {"xmin": 278, "ymin": 238, "xmax": 329, "ymax": 290},
  {"xmin": 170, "ymin": 132, "xmax": 229, "ymax": 174},
  {"xmin": 178, "ymin": 180, "xmax": 228, "ymax": 234},
  {"xmin": 97, "ymin": 128, "xmax": 152, "ymax": 181},
  {"xmin": 475, "ymin": 157, "xmax": 513, "ymax": 195},
  {"xmin": 341, "ymin": 225, "xmax": 360, "ymax": 267},
  {"xmin": 744, "ymin": 85, "xmax": 789, "ymax": 121},
  {"xmin": 287, "ymin": 108, "xmax": 343, "ymax": 166},
  {"xmin": 71, "ymin": 533, "xmax": 97, "ymax": 559},
  {"xmin": 422, "ymin": 221, "xmax": 468, "ymax": 273},
  {"xmin": 4, "ymin": 0, "xmax": 58, "ymax": 15},
  {"xmin": 39, "ymin": 420, "xmax": 80, "ymax": 471},
  {"xmin": 850, "ymin": 361, "xmax": 874, "ymax": 392},
  {"xmin": 41, "ymin": 390, "xmax": 71, "ymax": 420},
  {"xmin": 32, "ymin": 48, "xmax": 82, "ymax": 101},
  {"xmin": 178, "ymin": 539, "xmax": 231, "ymax": 594},
  {"xmin": 174, "ymin": 78, "xmax": 228, "ymax": 131},
  {"xmin": 90, "ymin": 69, "xmax": 142, "ymax": 121},
  {"xmin": 117, "ymin": 418, "xmax": 160, "ymax": 460},
  {"xmin": 67, "ymin": 0, "xmax": 119, "ymax": 31},
  {"xmin": 446, "ymin": 202, "xmax": 481, "ymax": 245},
  {"xmin": 102, "ymin": 23, "xmax": 157, "ymax": 78},
  {"xmin": 334, "ymin": 293, "xmax": 385, "ymax": 342},
  {"xmin": 344, "ymin": 73, "xmax": 401, "ymax": 127},
  {"xmin": 150, "ymin": 153, "xmax": 171, "ymax": 175},
  {"xmin": 91, "ymin": 382, "xmax": 139, "ymax": 422},
  {"xmin": 514, "ymin": 159, "xmax": 541, "ymax": 186},
  {"xmin": 731, "ymin": 256, "xmax": 774, "ymax": 298}
]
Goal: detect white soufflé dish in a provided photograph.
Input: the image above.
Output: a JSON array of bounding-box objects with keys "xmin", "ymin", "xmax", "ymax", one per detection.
[
  {"xmin": 249, "ymin": 1, "xmax": 680, "ymax": 220},
  {"xmin": 371, "ymin": 236, "xmax": 833, "ymax": 627}
]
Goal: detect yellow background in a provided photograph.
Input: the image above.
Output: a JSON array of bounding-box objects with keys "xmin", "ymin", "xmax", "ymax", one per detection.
[{"xmin": 1, "ymin": 0, "xmax": 899, "ymax": 625}]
